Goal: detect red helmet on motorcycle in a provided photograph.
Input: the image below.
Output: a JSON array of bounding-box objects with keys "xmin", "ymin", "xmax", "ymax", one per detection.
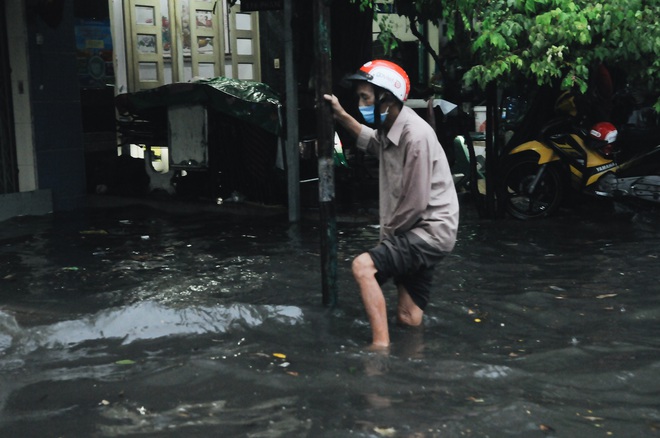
[
  {"xmin": 588, "ymin": 122, "xmax": 618, "ymax": 157},
  {"xmin": 589, "ymin": 122, "xmax": 618, "ymax": 143}
]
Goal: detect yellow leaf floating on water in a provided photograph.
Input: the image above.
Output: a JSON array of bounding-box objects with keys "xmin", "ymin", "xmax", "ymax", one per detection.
[
  {"xmin": 374, "ymin": 427, "xmax": 396, "ymax": 437},
  {"xmin": 80, "ymin": 229, "xmax": 108, "ymax": 235},
  {"xmin": 539, "ymin": 424, "xmax": 555, "ymax": 433},
  {"xmin": 596, "ymin": 293, "xmax": 618, "ymax": 299},
  {"xmin": 273, "ymin": 353, "xmax": 286, "ymax": 359}
]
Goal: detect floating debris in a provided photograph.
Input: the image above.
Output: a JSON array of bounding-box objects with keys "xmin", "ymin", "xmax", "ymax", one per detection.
[
  {"xmin": 539, "ymin": 423, "xmax": 555, "ymax": 433},
  {"xmin": 596, "ymin": 293, "xmax": 618, "ymax": 299},
  {"xmin": 80, "ymin": 229, "xmax": 108, "ymax": 235},
  {"xmin": 374, "ymin": 426, "xmax": 396, "ymax": 436}
]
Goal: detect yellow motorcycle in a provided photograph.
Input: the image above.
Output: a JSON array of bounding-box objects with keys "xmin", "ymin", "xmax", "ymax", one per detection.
[{"xmin": 499, "ymin": 117, "xmax": 660, "ymax": 219}]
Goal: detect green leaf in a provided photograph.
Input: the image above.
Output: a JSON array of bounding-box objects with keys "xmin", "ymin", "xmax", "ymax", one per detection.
[
  {"xmin": 489, "ymin": 32, "xmax": 508, "ymax": 50},
  {"xmin": 525, "ymin": 0, "xmax": 536, "ymax": 14},
  {"xmin": 473, "ymin": 33, "xmax": 488, "ymax": 51}
]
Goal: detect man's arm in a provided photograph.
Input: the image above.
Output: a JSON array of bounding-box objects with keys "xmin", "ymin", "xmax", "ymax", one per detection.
[{"xmin": 323, "ymin": 94, "xmax": 362, "ymax": 139}]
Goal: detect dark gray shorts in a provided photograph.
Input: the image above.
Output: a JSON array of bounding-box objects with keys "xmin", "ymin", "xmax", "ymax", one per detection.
[{"xmin": 367, "ymin": 232, "xmax": 446, "ymax": 310}]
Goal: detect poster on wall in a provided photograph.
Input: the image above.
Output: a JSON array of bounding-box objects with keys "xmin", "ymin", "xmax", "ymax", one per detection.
[{"xmin": 74, "ymin": 19, "xmax": 115, "ymax": 88}]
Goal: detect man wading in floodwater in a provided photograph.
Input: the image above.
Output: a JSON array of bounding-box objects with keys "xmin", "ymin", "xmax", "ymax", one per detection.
[{"xmin": 324, "ymin": 60, "xmax": 459, "ymax": 349}]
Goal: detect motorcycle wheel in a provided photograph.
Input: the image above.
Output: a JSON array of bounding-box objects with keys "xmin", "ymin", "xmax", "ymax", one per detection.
[{"xmin": 499, "ymin": 154, "xmax": 564, "ymax": 220}]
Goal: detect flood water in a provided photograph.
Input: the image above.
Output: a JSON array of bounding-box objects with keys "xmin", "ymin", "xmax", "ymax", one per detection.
[{"xmin": 0, "ymin": 196, "xmax": 659, "ymax": 437}]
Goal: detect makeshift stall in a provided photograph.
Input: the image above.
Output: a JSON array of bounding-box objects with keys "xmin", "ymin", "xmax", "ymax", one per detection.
[{"xmin": 116, "ymin": 77, "xmax": 283, "ymax": 204}]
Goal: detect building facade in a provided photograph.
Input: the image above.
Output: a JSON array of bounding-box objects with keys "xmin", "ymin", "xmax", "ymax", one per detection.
[{"xmin": 0, "ymin": 0, "xmax": 262, "ymax": 221}]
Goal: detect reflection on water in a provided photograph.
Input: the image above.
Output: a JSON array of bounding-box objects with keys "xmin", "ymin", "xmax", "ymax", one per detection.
[
  {"xmin": 0, "ymin": 203, "xmax": 659, "ymax": 436},
  {"xmin": 0, "ymin": 302, "xmax": 304, "ymax": 354}
]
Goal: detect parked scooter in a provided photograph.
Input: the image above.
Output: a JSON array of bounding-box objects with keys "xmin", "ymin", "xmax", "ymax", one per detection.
[{"xmin": 499, "ymin": 114, "xmax": 660, "ymax": 220}]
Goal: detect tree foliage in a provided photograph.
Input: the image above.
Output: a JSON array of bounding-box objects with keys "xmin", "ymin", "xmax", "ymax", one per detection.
[{"xmin": 352, "ymin": 0, "xmax": 660, "ymax": 109}]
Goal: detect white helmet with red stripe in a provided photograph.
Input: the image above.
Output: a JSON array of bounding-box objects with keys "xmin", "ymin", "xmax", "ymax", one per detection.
[{"xmin": 347, "ymin": 59, "xmax": 410, "ymax": 102}]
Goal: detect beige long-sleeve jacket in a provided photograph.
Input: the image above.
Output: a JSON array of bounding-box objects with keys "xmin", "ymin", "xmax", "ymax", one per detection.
[{"xmin": 356, "ymin": 106, "xmax": 459, "ymax": 253}]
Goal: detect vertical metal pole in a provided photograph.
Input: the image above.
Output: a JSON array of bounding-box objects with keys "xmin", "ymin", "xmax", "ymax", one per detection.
[
  {"xmin": 313, "ymin": 0, "xmax": 337, "ymax": 307},
  {"xmin": 284, "ymin": 0, "xmax": 300, "ymax": 222}
]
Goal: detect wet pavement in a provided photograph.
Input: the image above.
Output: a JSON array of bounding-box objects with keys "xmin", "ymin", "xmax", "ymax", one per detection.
[{"xmin": 0, "ymin": 194, "xmax": 659, "ymax": 437}]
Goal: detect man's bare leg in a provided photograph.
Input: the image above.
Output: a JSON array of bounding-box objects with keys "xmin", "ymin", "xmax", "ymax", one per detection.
[
  {"xmin": 396, "ymin": 285, "xmax": 424, "ymax": 327},
  {"xmin": 352, "ymin": 252, "xmax": 390, "ymax": 348}
]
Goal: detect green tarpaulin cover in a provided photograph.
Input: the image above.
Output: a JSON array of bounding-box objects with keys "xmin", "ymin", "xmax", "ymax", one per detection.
[{"xmin": 122, "ymin": 77, "xmax": 282, "ymax": 135}]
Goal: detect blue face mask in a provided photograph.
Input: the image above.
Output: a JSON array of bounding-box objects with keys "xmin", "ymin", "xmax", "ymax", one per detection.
[
  {"xmin": 359, "ymin": 105, "xmax": 388, "ymax": 124},
  {"xmin": 359, "ymin": 105, "xmax": 376, "ymax": 124}
]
